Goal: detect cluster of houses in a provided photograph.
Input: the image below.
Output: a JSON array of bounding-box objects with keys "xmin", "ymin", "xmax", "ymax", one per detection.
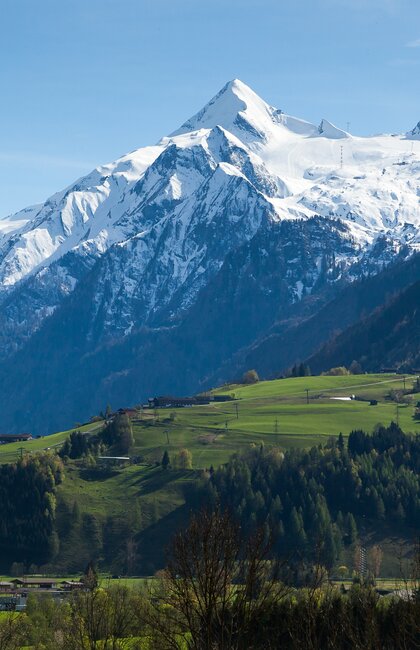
[{"xmin": 0, "ymin": 577, "xmax": 84, "ymax": 611}]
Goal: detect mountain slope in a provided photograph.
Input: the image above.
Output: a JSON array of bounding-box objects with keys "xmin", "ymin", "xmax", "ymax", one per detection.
[
  {"xmin": 220, "ymin": 250, "xmax": 420, "ymax": 381},
  {"xmin": 306, "ymin": 279, "xmax": 420, "ymax": 373},
  {"xmin": 0, "ymin": 79, "xmax": 419, "ymax": 432}
]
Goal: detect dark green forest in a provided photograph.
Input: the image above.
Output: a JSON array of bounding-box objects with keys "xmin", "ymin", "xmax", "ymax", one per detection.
[
  {"xmin": 192, "ymin": 423, "xmax": 419, "ymax": 573},
  {"xmin": 0, "ymin": 455, "xmax": 63, "ymax": 565}
]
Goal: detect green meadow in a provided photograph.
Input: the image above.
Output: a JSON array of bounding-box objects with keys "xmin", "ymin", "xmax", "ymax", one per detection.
[
  {"xmin": 129, "ymin": 373, "xmax": 420, "ymax": 468},
  {"xmin": 1, "ymin": 373, "xmax": 418, "ymax": 470},
  {"xmin": 0, "ymin": 422, "xmax": 103, "ymax": 465}
]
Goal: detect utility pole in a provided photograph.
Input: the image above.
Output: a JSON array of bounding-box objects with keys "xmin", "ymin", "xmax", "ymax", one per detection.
[
  {"xmin": 403, "ymin": 376, "xmax": 406, "ymax": 391},
  {"xmin": 17, "ymin": 447, "xmax": 24, "ymax": 460},
  {"xmin": 235, "ymin": 403, "xmax": 239, "ymax": 420},
  {"xmin": 305, "ymin": 389, "xmax": 310, "ymax": 405},
  {"xmin": 164, "ymin": 430, "xmax": 170, "ymax": 445},
  {"xmin": 274, "ymin": 418, "xmax": 279, "ymax": 446}
]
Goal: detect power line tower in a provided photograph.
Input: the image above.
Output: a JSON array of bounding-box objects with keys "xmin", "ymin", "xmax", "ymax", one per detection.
[
  {"xmin": 340, "ymin": 145, "xmax": 344, "ymax": 169},
  {"xmin": 360, "ymin": 546, "xmax": 367, "ymax": 578},
  {"xmin": 346, "ymin": 121, "xmax": 350, "ymax": 132}
]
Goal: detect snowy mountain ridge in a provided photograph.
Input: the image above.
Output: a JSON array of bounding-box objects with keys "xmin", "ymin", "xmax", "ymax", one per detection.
[{"xmin": 0, "ymin": 79, "xmax": 419, "ymax": 361}]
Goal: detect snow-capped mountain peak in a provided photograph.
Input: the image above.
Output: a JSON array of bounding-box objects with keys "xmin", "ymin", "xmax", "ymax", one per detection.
[
  {"xmin": 171, "ymin": 78, "xmax": 283, "ymax": 143},
  {"xmin": 170, "ymin": 78, "xmax": 318, "ymax": 145},
  {"xmin": 0, "ymin": 78, "xmax": 419, "ymax": 368}
]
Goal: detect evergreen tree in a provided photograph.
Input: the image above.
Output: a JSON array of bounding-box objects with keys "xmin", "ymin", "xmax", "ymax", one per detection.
[
  {"xmin": 162, "ymin": 450, "xmax": 170, "ymax": 470},
  {"xmin": 289, "ymin": 507, "xmax": 307, "ymax": 551},
  {"xmin": 346, "ymin": 513, "xmax": 358, "ymax": 545},
  {"xmin": 322, "ymin": 524, "xmax": 337, "ymax": 569},
  {"xmin": 82, "ymin": 514, "xmax": 103, "ymax": 558}
]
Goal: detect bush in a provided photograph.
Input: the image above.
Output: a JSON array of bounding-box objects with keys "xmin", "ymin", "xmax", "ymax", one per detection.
[
  {"xmin": 322, "ymin": 366, "xmax": 350, "ymax": 376},
  {"xmin": 242, "ymin": 369, "xmax": 260, "ymax": 384},
  {"xmin": 173, "ymin": 448, "xmax": 193, "ymax": 470}
]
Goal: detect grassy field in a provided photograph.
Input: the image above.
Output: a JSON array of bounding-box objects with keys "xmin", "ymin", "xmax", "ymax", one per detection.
[
  {"xmin": 0, "ymin": 422, "xmax": 103, "ymax": 465},
  {"xmin": 129, "ymin": 374, "xmax": 420, "ymax": 469},
  {"xmin": 1, "ymin": 373, "xmax": 417, "ymax": 468},
  {"xmin": 58, "ymin": 462, "xmax": 193, "ymax": 519}
]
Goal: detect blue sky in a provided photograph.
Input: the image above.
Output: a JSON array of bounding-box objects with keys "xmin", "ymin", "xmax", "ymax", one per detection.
[{"xmin": 0, "ymin": 0, "xmax": 419, "ymax": 217}]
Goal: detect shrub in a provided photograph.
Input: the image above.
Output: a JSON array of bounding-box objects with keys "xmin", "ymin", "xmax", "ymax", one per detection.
[
  {"xmin": 242, "ymin": 369, "xmax": 260, "ymax": 384},
  {"xmin": 322, "ymin": 366, "xmax": 350, "ymax": 376}
]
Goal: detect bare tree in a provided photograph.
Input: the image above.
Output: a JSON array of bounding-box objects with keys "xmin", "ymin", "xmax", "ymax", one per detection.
[
  {"xmin": 368, "ymin": 545, "xmax": 383, "ymax": 580},
  {"xmin": 148, "ymin": 507, "xmax": 290, "ymax": 650},
  {"xmin": 61, "ymin": 585, "xmax": 139, "ymax": 650}
]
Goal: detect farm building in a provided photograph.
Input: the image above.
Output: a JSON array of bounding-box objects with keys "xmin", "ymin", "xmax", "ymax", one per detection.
[
  {"xmin": 149, "ymin": 394, "xmax": 234, "ymax": 408},
  {"xmin": 0, "ymin": 433, "xmax": 32, "ymax": 444},
  {"xmin": 150, "ymin": 396, "xmax": 198, "ymax": 408},
  {"xmin": 12, "ymin": 578, "xmax": 58, "ymax": 589},
  {"xmin": 98, "ymin": 456, "xmax": 130, "ymax": 466},
  {"xmin": 113, "ymin": 408, "xmax": 139, "ymax": 419}
]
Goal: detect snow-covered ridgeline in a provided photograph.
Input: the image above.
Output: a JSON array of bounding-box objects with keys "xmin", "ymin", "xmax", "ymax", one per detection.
[{"xmin": 0, "ymin": 78, "xmax": 418, "ymax": 354}]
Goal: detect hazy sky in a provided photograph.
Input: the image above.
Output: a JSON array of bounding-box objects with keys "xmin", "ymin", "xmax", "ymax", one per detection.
[{"xmin": 0, "ymin": 0, "xmax": 419, "ymax": 217}]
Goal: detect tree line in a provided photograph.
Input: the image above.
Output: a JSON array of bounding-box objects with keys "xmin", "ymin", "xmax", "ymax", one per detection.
[{"xmin": 59, "ymin": 413, "xmax": 134, "ymax": 459}]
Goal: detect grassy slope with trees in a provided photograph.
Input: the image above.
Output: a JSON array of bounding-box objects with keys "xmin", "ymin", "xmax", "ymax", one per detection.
[{"xmin": 0, "ymin": 373, "xmax": 419, "ymax": 577}]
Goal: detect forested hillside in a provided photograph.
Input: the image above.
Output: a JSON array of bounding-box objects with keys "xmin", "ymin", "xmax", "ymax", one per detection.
[
  {"xmin": 222, "ymin": 251, "xmax": 420, "ymax": 381},
  {"xmin": 192, "ymin": 423, "xmax": 419, "ymax": 576},
  {"xmin": 0, "ymin": 455, "xmax": 63, "ymax": 568},
  {"xmin": 307, "ymin": 280, "xmax": 420, "ymax": 374}
]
